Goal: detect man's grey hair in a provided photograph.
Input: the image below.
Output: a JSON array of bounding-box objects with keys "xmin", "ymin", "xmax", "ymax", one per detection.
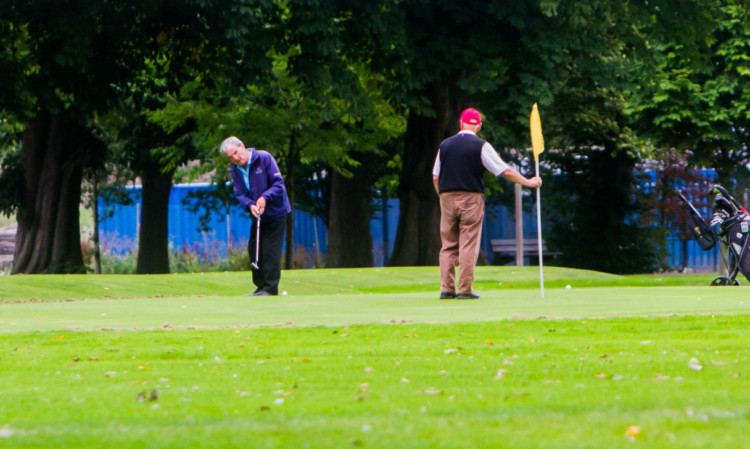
[{"xmin": 220, "ymin": 136, "xmax": 243, "ymax": 155}]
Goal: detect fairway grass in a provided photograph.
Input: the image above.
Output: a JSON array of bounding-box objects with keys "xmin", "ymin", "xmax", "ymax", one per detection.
[{"xmin": 1, "ymin": 267, "xmax": 748, "ymax": 448}]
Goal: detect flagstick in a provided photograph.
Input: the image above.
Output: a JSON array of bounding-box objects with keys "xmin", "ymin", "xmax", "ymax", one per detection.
[
  {"xmin": 535, "ymin": 158, "xmax": 544, "ymax": 298},
  {"xmin": 529, "ymin": 102, "xmax": 545, "ymax": 299}
]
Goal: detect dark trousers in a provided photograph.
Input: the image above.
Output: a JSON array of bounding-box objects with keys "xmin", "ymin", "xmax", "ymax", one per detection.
[{"xmin": 248, "ymin": 214, "xmax": 286, "ymax": 295}]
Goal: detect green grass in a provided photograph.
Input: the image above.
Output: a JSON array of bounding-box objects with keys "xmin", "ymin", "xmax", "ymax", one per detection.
[
  {"xmin": 0, "ymin": 267, "xmax": 748, "ymax": 448},
  {"xmin": 0, "ymin": 266, "xmax": 721, "ymax": 301}
]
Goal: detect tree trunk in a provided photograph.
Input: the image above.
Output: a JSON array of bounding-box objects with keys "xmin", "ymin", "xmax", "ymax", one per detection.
[
  {"xmin": 284, "ymin": 134, "xmax": 298, "ymax": 270},
  {"xmin": 136, "ymin": 158, "xmax": 175, "ymax": 274},
  {"xmin": 327, "ymin": 152, "xmax": 375, "ymax": 268},
  {"xmin": 389, "ymin": 82, "xmax": 456, "ymax": 266},
  {"xmin": 13, "ymin": 113, "xmax": 85, "ymax": 274}
]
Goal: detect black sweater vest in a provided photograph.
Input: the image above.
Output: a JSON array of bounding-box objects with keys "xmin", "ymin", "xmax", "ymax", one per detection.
[{"xmin": 438, "ymin": 133, "xmax": 485, "ymax": 193}]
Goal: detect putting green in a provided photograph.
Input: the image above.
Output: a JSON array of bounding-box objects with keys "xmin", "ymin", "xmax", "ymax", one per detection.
[{"xmin": 1, "ymin": 286, "xmax": 747, "ymax": 333}]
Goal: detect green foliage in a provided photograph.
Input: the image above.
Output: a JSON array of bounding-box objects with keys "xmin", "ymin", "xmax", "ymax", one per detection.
[
  {"xmin": 4, "ymin": 0, "xmax": 749, "ymax": 275},
  {"xmin": 625, "ymin": 2, "xmax": 750, "ymax": 182},
  {"xmin": 97, "ymin": 251, "xmax": 138, "ymax": 275},
  {"xmin": 0, "ymin": 145, "xmax": 22, "ymax": 217},
  {"xmin": 91, "ymin": 238, "xmax": 254, "ymax": 274}
]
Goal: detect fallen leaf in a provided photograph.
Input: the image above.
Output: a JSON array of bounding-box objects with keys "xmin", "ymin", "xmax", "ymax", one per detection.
[
  {"xmin": 688, "ymin": 357, "xmax": 703, "ymax": 371},
  {"xmin": 137, "ymin": 389, "xmax": 158, "ymax": 403},
  {"xmin": 625, "ymin": 425, "xmax": 641, "ymax": 437},
  {"xmin": 0, "ymin": 425, "xmax": 14, "ymax": 438}
]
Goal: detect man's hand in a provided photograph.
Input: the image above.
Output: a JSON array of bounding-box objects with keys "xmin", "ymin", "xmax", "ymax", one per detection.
[
  {"xmin": 251, "ymin": 196, "xmax": 267, "ymax": 217},
  {"xmin": 526, "ymin": 176, "xmax": 542, "ymax": 188}
]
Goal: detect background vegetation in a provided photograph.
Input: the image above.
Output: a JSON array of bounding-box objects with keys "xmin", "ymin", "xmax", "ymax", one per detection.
[{"xmin": 1, "ymin": 0, "xmax": 749, "ymax": 275}]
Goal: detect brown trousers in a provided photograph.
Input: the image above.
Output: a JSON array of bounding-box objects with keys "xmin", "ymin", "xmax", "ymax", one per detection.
[{"xmin": 438, "ymin": 191, "xmax": 484, "ymax": 294}]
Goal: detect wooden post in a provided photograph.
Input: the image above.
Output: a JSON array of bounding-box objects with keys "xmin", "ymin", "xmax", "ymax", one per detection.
[{"xmin": 515, "ymin": 183, "xmax": 523, "ymax": 266}]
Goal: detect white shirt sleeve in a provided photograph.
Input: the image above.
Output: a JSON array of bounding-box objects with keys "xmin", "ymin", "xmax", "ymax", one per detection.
[
  {"xmin": 432, "ymin": 150, "xmax": 441, "ymax": 176},
  {"xmin": 481, "ymin": 142, "xmax": 509, "ymax": 176}
]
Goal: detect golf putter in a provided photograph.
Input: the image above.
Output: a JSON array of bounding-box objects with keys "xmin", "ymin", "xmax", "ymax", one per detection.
[{"xmin": 251, "ymin": 215, "xmax": 261, "ymax": 270}]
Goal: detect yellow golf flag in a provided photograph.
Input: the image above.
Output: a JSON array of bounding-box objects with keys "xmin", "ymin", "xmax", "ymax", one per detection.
[{"xmin": 530, "ymin": 102, "xmax": 544, "ymax": 161}]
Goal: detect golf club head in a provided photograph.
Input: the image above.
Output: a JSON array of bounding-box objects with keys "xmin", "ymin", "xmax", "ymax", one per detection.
[{"xmin": 251, "ymin": 261, "xmax": 260, "ymax": 271}]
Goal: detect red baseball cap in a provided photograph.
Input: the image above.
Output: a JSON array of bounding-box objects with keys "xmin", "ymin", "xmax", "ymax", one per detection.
[{"xmin": 460, "ymin": 108, "xmax": 482, "ymax": 125}]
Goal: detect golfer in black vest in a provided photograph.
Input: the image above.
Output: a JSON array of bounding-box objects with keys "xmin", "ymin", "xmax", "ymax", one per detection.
[{"xmin": 432, "ymin": 108, "xmax": 542, "ymax": 299}]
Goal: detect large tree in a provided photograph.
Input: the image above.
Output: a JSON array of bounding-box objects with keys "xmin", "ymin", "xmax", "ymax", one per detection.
[
  {"xmin": 302, "ymin": 0, "xmax": 652, "ymax": 266},
  {"xmin": 114, "ymin": 2, "xmax": 280, "ymax": 274},
  {"xmin": 0, "ymin": 0, "xmax": 279, "ymax": 274},
  {"xmin": 626, "ymin": 1, "xmax": 749, "ymax": 187},
  {"xmin": 153, "ymin": 49, "xmax": 404, "ymax": 269},
  {"xmin": 331, "ymin": 0, "xmax": 722, "ymax": 271},
  {"xmin": 0, "ymin": 0, "xmax": 155, "ymax": 273}
]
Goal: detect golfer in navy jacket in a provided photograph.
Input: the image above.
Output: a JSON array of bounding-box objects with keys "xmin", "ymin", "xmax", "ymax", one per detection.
[
  {"xmin": 221, "ymin": 136, "xmax": 292, "ymax": 296},
  {"xmin": 432, "ymin": 109, "xmax": 542, "ymax": 300}
]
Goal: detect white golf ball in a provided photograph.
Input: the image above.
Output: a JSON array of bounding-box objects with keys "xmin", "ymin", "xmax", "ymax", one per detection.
[
  {"xmin": 281, "ymin": 291, "xmax": 288, "ymax": 296},
  {"xmin": 565, "ymin": 285, "xmax": 572, "ymax": 290}
]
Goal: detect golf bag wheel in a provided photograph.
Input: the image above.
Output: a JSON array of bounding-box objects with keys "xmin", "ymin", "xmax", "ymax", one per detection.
[{"xmin": 710, "ymin": 276, "xmax": 740, "ymax": 286}]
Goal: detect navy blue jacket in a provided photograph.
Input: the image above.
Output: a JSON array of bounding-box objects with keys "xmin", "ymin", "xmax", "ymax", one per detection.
[{"xmin": 229, "ymin": 149, "xmax": 292, "ymax": 221}]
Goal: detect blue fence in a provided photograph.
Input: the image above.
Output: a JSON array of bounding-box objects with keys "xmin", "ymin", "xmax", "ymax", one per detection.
[
  {"xmin": 98, "ymin": 184, "xmax": 399, "ymax": 267},
  {"xmin": 98, "ymin": 183, "xmax": 726, "ymax": 270}
]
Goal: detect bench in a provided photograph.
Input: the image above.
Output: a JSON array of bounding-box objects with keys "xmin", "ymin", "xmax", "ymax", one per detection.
[{"xmin": 490, "ymin": 238, "xmax": 561, "ymax": 265}]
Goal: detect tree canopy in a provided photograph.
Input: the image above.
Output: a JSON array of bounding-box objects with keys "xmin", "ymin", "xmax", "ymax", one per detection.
[{"xmin": 1, "ymin": 0, "xmax": 747, "ymax": 274}]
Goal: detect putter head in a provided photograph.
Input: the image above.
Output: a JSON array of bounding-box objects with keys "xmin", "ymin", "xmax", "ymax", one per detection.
[{"xmin": 251, "ymin": 261, "xmax": 260, "ymax": 270}]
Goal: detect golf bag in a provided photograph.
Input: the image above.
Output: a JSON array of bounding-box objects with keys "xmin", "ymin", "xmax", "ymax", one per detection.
[{"xmin": 679, "ymin": 186, "xmax": 750, "ymax": 285}]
